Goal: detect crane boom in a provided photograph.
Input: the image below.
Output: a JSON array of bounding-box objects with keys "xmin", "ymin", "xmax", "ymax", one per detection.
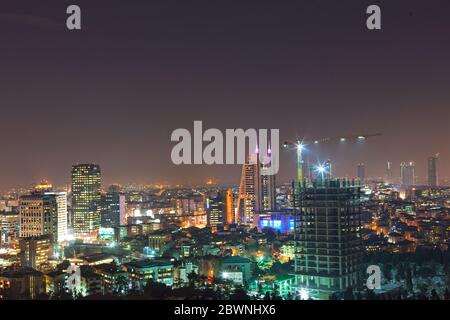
[
  {"xmin": 283, "ymin": 133, "xmax": 381, "ymax": 147},
  {"xmin": 283, "ymin": 132, "xmax": 381, "ymax": 187}
]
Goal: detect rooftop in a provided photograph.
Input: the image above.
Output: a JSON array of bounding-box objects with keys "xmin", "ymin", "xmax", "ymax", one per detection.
[
  {"xmin": 222, "ymin": 256, "xmax": 252, "ymax": 264},
  {"xmin": 0, "ymin": 267, "xmax": 43, "ymax": 278},
  {"xmin": 123, "ymin": 259, "xmax": 173, "ymax": 269}
]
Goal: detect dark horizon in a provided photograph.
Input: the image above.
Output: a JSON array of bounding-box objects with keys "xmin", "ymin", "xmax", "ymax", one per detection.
[{"xmin": 1, "ymin": 0, "xmax": 449, "ymax": 189}]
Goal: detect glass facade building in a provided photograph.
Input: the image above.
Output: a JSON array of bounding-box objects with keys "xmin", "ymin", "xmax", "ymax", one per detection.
[{"xmin": 71, "ymin": 164, "xmax": 102, "ymax": 237}]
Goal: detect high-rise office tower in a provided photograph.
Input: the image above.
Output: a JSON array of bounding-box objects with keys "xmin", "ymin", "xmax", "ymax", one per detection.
[
  {"xmin": 0, "ymin": 211, "xmax": 20, "ymax": 247},
  {"xmin": 261, "ymin": 171, "xmax": 276, "ymax": 211},
  {"xmin": 71, "ymin": 164, "xmax": 102, "ymax": 237},
  {"xmin": 260, "ymin": 146, "xmax": 276, "ymax": 211},
  {"xmin": 400, "ymin": 161, "xmax": 415, "ymax": 187},
  {"xmin": 207, "ymin": 193, "xmax": 225, "ymax": 232},
  {"xmin": 356, "ymin": 163, "xmax": 365, "ymax": 183},
  {"xmin": 19, "ymin": 235, "xmax": 53, "ymax": 271},
  {"xmin": 55, "ymin": 192, "xmax": 68, "ymax": 242},
  {"xmin": 237, "ymin": 153, "xmax": 261, "ymax": 224},
  {"xmin": 237, "ymin": 146, "xmax": 278, "ymax": 223},
  {"xmin": 294, "ymin": 179, "xmax": 363, "ymax": 300},
  {"xmin": 19, "ymin": 194, "xmax": 57, "ymax": 239},
  {"xmin": 44, "ymin": 192, "xmax": 68, "ymax": 242},
  {"xmin": 101, "ymin": 192, "xmax": 126, "ymax": 228},
  {"xmin": 386, "ymin": 161, "xmax": 393, "ymax": 184},
  {"xmin": 225, "ymin": 188, "xmax": 235, "ymax": 225},
  {"xmin": 28, "ymin": 183, "xmax": 66, "ymax": 242},
  {"xmin": 427, "ymin": 154, "xmax": 439, "ymax": 187}
]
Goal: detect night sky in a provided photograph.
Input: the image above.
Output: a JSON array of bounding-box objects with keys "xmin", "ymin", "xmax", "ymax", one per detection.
[{"xmin": 0, "ymin": 0, "xmax": 449, "ymax": 189}]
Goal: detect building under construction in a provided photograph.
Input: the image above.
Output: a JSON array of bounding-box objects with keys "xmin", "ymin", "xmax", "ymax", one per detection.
[{"xmin": 294, "ymin": 178, "xmax": 364, "ymax": 299}]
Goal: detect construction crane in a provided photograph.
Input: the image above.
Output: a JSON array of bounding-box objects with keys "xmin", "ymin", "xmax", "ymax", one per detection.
[{"xmin": 283, "ymin": 133, "xmax": 381, "ymax": 189}]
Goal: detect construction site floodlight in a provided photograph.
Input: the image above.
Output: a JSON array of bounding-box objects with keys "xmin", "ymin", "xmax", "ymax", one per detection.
[
  {"xmin": 315, "ymin": 164, "xmax": 326, "ymax": 173},
  {"xmin": 299, "ymin": 288, "xmax": 310, "ymax": 300}
]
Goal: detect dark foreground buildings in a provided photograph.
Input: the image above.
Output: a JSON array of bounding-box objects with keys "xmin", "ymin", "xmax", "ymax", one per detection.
[{"xmin": 294, "ymin": 179, "xmax": 364, "ymax": 299}]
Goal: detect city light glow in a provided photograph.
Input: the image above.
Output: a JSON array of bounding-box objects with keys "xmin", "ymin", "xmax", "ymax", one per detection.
[{"xmin": 299, "ymin": 288, "xmax": 309, "ymax": 300}]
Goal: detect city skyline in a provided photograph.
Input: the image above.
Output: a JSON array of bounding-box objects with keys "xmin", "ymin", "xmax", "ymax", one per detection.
[
  {"xmin": 0, "ymin": 0, "xmax": 449, "ymax": 189},
  {"xmin": 0, "ymin": 155, "xmax": 444, "ymax": 192}
]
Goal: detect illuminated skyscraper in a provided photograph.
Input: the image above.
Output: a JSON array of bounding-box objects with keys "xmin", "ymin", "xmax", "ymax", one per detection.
[
  {"xmin": 207, "ymin": 193, "xmax": 225, "ymax": 232},
  {"xmin": 356, "ymin": 163, "xmax": 365, "ymax": 183},
  {"xmin": 225, "ymin": 188, "xmax": 235, "ymax": 225},
  {"xmin": 37, "ymin": 192, "xmax": 69, "ymax": 242},
  {"xmin": 19, "ymin": 194, "xmax": 57, "ymax": 239},
  {"xmin": 0, "ymin": 211, "xmax": 19, "ymax": 246},
  {"xmin": 261, "ymin": 149, "xmax": 276, "ymax": 211},
  {"xmin": 19, "ymin": 235, "xmax": 53, "ymax": 271},
  {"xmin": 294, "ymin": 179, "xmax": 363, "ymax": 299},
  {"xmin": 71, "ymin": 164, "xmax": 102, "ymax": 237},
  {"xmin": 400, "ymin": 161, "xmax": 415, "ymax": 187},
  {"xmin": 237, "ymin": 153, "xmax": 261, "ymax": 224},
  {"xmin": 427, "ymin": 154, "xmax": 439, "ymax": 187},
  {"xmin": 101, "ymin": 192, "xmax": 126, "ymax": 228},
  {"xmin": 237, "ymin": 146, "xmax": 278, "ymax": 223},
  {"xmin": 54, "ymin": 192, "xmax": 68, "ymax": 242},
  {"xmin": 26, "ymin": 182, "xmax": 66, "ymax": 242}
]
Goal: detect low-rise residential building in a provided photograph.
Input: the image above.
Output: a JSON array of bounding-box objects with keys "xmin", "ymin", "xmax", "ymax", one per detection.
[{"xmin": 123, "ymin": 259, "xmax": 174, "ymax": 289}]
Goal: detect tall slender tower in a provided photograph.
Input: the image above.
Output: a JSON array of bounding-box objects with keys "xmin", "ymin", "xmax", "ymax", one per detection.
[
  {"xmin": 71, "ymin": 164, "xmax": 102, "ymax": 237},
  {"xmin": 45, "ymin": 192, "xmax": 68, "ymax": 242},
  {"xmin": 261, "ymin": 174, "xmax": 276, "ymax": 211},
  {"xmin": 225, "ymin": 188, "xmax": 235, "ymax": 225},
  {"xmin": 237, "ymin": 153, "xmax": 261, "ymax": 224},
  {"xmin": 428, "ymin": 154, "xmax": 439, "ymax": 187},
  {"xmin": 237, "ymin": 145, "xmax": 278, "ymax": 223},
  {"xmin": 261, "ymin": 147, "xmax": 276, "ymax": 211}
]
